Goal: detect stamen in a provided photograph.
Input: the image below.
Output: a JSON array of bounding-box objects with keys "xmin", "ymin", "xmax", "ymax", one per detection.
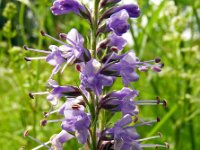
[
  {"xmin": 141, "ymin": 59, "xmax": 156, "ymax": 63},
  {"xmin": 59, "ymin": 33, "xmax": 76, "ymax": 46},
  {"xmin": 23, "ymin": 130, "xmax": 51, "ymax": 149},
  {"xmin": 140, "ymin": 143, "xmax": 168, "ymax": 149},
  {"xmin": 137, "ymin": 133, "xmax": 162, "ymax": 142},
  {"xmin": 135, "ymin": 97, "xmax": 166, "ymax": 107},
  {"xmin": 29, "ymin": 92, "xmax": 49, "ymax": 99},
  {"xmin": 40, "ymin": 118, "xmax": 65, "ymax": 126},
  {"xmin": 60, "ymin": 63, "xmax": 68, "ymax": 73},
  {"xmin": 40, "ymin": 30, "xmax": 67, "ymax": 45},
  {"xmin": 32, "ymin": 141, "xmax": 51, "ymax": 150},
  {"xmin": 155, "ymin": 57, "xmax": 161, "ymax": 63},
  {"xmin": 24, "ymin": 56, "xmax": 46, "ymax": 61},
  {"xmin": 43, "ymin": 109, "xmax": 58, "ymax": 118},
  {"xmin": 23, "ymin": 45, "xmax": 51, "ymax": 54},
  {"xmin": 134, "ymin": 117, "xmax": 160, "ymax": 126}
]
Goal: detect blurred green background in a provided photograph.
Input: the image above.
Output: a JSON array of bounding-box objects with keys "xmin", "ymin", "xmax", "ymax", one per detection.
[{"xmin": 0, "ymin": 0, "xmax": 200, "ymax": 149}]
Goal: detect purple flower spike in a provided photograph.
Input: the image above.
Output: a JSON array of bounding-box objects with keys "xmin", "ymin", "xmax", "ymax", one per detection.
[
  {"xmin": 107, "ymin": 9, "xmax": 130, "ymax": 36},
  {"xmin": 51, "ymin": 0, "xmax": 86, "ymax": 16},
  {"xmin": 108, "ymin": 33, "xmax": 127, "ymax": 50},
  {"xmin": 80, "ymin": 59, "xmax": 114, "ymax": 96}
]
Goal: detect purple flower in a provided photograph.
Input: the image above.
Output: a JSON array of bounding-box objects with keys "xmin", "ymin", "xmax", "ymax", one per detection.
[
  {"xmin": 114, "ymin": 4, "xmax": 140, "ymax": 18},
  {"xmin": 24, "ymin": 29, "xmax": 91, "ymax": 78},
  {"xmin": 61, "ymin": 98, "xmax": 90, "ymax": 144},
  {"xmin": 51, "ymin": 130, "xmax": 74, "ymax": 150},
  {"xmin": 100, "ymin": 87, "xmax": 139, "ymax": 116},
  {"xmin": 59, "ymin": 28, "xmax": 91, "ymax": 64},
  {"xmin": 80, "ymin": 59, "xmax": 114, "ymax": 96},
  {"xmin": 47, "ymin": 79, "xmax": 81, "ymax": 105},
  {"xmin": 102, "ymin": 4, "xmax": 140, "ymax": 20},
  {"xmin": 46, "ymin": 45, "xmax": 66, "ymax": 77},
  {"xmin": 108, "ymin": 33, "xmax": 127, "ymax": 50},
  {"xmin": 107, "ymin": 51, "xmax": 140, "ymax": 86},
  {"xmin": 107, "ymin": 9, "xmax": 130, "ymax": 36},
  {"xmin": 51, "ymin": 0, "xmax": 86, "ymax": 16},
  {"xmin": 99, "ymin": 115, "xmax": 141, "ymax": 150},
  {"xmin": 113, "ymin": 115, "xmax": 141, "ymax": 150}
]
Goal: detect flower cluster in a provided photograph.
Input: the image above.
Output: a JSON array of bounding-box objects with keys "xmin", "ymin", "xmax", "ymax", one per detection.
[{"xmin": 23, "ymin": 0, "xmax": 169, "ymax": 150}]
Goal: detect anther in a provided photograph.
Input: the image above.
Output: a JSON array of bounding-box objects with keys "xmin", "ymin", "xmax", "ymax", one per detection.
[
  {"xmin": 29, "ymin": 92, "xmax": 34, "ymax": 99},
  {"xmin": 155, "ymin": 57, "xmax": 161, "ymax": 63},
  {"xmin": 98, "ymin": 39, "xmax": 110, "ymax": 49},
  {"xmin": 43, "ymin": 112, "xmax": 48, "ymax": 118},
  {"xmin": 59, "ymin": 33, "xmax": 67, "ymax": 40},
  {"xmin": 156, "ymin": 96, "xmax": 160, "ymax": 104},
  {"xmin": 23, "ymin": 130, "xmax": 29, "ymax": 137},
  {"xmin": 40, "ymin": 119, "xmax": 47, "ymax": 126},
  {"xmin": 165, "ymin": 142, "xmax": 170, "ymax": 149},
  {"xmin": 72, "ymin": 104, "xmax": 81, "ymax": 110},
  {"xmin": 133, "ymin": 116, "xmax": 139, "ymax": 123},
  {"xmin": 157, "ymin": 117, "xmax": 160, "ymax": 122},
  {"xmin": 160, "ymin": 63, "xmax": 165, "ymax": 68},
  {"xmin": 76, "ymin": 64, "xmax": 81, "ymax": 72},
  {"xmin": 23, "ymin": 45, "xmax": 28, "ymax": 50},
  {"xmin": 40, "ymin": 30, "xmax": 46, "ymax": 36},
  {"xmin": 158, "ymin": 132, "xmax": 162, "ymax": 138},
  {"xmin": 24, "ymin": 57, "xmax": 31, "ymax": 61},
  {"xmin": 151, "ymin": 66, "xmax": 162, "ymax": 72},
  {"xmin": 163, "ymin": 100, "xmax": 167, "ymax": 108},
  {"xmin": 110, "ymin": 46, "xmax": 118, "ymax": 53}
]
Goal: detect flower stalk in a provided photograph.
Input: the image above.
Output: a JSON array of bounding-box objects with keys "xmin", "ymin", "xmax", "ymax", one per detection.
[{"xmin": 22, "ymin": 0, "xmax": 169, "ymax": 149}]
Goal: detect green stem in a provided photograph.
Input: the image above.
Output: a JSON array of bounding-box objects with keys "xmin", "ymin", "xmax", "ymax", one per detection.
[
  {"xmin": 19, "ymin": 3, "xmax": 27, "ymax": 44},
  {"xmin": 188, "ymin": 111, "xmax": 196, "ymax": 150},
  {"xmin": 91, "ymin": 0, "xmax": 99, "ymax": 58},
  {"xmin": 192, "ymin": 2, "xmax": 200, "ymax": 32},
  {"xmin": 129, "ymin": 20, "xmax": 140, "ymax": 52}
]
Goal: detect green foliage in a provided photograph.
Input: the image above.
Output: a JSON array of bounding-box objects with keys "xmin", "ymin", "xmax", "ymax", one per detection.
[
  {"xmin": 0, "ymin": 0, "xmax": 199, "ymax": 149},
  {"xmin": 2, "ymin": 2, "xmax": 17, "ymax": 19}
]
